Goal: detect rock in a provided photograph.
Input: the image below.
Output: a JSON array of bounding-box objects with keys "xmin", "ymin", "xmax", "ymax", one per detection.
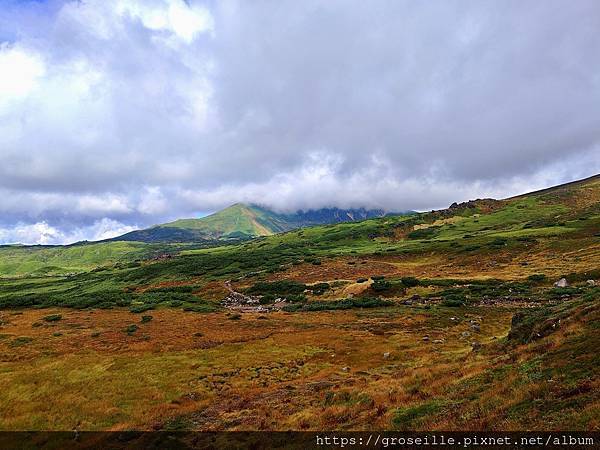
[
  {"xmin": 470, "ymin": 323, "xmax": 480, "ymax": 332},
  {"xmin": 554, "ymin": 278, "xmax": 568, "ymax": 288},
  {"xmin": 422, "ymin": 336, "xmax": 430, "ymax": 342},
  {"xmin": 402, "ymin": 300, "xmax": 413, "ymax": 305},
  {"xmin": 461, "ymin": 331, "xmax": 471, "ymax": 338},
  {"xmin": 341, "ymin": 366, "xmax": 350, "ymax": 372},
  {"xmin": 450, "ymin": 317, "xmax": 458, "ymax": 321},
  {"xmin": 586, "ymin": 280, "xmax": 596, "ymax": 287},
  {"xmin": 433, "ymin": 339, "xmax": 444, "ymax": 344},
  {"xmin": 383, "ymin": 352, "xmax": 391, "ymax": 359},
  {"xmin": 471, "ymin": 341, "xmax": 481, "ymax": 350}
]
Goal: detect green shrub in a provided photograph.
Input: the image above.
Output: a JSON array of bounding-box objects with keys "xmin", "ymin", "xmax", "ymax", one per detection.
[
  {"xmin": 527, "ymin": 274, "xmax": 547, "ymax": 283},
  {"xmin": 124, "ymin": 324, "xmax": 138, "ymax": 334},
  {"xmin": 441, "ymin": 299, "xmax": 465, "ymax": 307},
  {"xmin": 372, "ymin": 280, "xmax": 391, "ymax": 292},
  {"xmin": 401, "ymin": 277, "xmax": 420, "ymax": 287},
  {"xmin": 10, "ymin": 336, "xmax": 33, "ymax": 347},
  {"xmin": 140, "ymin": 315, "xmax": 153, "ymax": 323},
  {"xmin": 43, "ymin": 314, "xmax": 62, "ymax": 322},
  {"xmin": 129, "ymin": 304, "xmax": 155, "ymax": 314},
  {"xmin": 284, "ymin": 297, "xmax": 391, "ymax": 312},
  {"xmin": 407, "ymin": 227, "xmax": 439, "ymax": 240}
]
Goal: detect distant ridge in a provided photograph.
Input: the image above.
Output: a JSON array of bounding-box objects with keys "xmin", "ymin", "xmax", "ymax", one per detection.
[
  {"xmin": 112, "ymin": 203, "xmax": 403, "ymax": 243},
  {"xmin": 509, "ymin": 173, "xmax": 600, "ymax": 199}
]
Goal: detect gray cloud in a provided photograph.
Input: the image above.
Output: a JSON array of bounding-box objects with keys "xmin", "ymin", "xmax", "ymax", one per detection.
[{"xmin": 0, "ymin": 0, "xmax": 599, "ymax": 243}]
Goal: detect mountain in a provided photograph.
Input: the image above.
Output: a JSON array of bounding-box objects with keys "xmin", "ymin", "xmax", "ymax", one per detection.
[
  {"xmin": 113, "ymin": 203, "xmax": 399, "ymax": 243},
  {"xmin": 1, "ymin": 175, "xmax": 598, "ymax": 432}
]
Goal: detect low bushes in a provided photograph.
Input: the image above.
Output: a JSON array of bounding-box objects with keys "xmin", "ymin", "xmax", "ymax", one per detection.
[{"xmin": 283, "ymin": 297, "xmax": 391, "ymax": 312}]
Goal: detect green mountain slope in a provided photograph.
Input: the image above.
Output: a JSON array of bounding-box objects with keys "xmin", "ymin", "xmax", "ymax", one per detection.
[
  {"xmin": 162, "ymin": 203, "xmax": 288, "ymax": 238},
  {"xmin": 114, "ymin": 203, "xmax": 395, "ymax": 243}
]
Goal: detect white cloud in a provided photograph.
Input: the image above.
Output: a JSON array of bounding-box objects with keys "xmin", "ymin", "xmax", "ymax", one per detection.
[
  {"xmin": 0, "ymin": 219, "xmax": 137, "ymax": 245},
  {"xmin": 115, "ymin": 0, "xmax": 213, "ymax": 43},
  {"xmin": 0, "ymin": 0, "xmax": 599, "ymax": 244},
  {"xmin": 0, "ymin": 44, "xmax": 45, "ymax": 108}
]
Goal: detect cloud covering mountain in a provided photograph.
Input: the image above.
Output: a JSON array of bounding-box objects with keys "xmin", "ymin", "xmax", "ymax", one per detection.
[{"xmin": 1, "ymin": 0, "xmax": 599, "ymax": 244}]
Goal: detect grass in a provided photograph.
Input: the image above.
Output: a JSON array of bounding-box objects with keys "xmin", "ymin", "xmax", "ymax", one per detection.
[{"xmin": 0, "ymin": 175, "xmax": 598, "ymax": 431}]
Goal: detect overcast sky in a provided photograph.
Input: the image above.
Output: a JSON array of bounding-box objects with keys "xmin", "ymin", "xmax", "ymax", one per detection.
[{"xmin": 1, "ymin": 0, "xmax": 599, "ymax": 244}]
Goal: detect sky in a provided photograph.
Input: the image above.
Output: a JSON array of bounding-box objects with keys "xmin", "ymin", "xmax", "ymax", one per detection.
[{"xmin": 0, "ymin": 0, "xmax": 599, "ymax": 245}]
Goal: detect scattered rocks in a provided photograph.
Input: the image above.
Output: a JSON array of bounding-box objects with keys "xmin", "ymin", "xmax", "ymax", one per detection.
[{"xmin": 554, "ymin": 278, "xmax": 569, "ymax": 288}]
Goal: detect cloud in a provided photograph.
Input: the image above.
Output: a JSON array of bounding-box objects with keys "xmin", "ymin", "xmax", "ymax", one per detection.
[
  {"xmin": 0, "ymin": 218, "xmax": 136, "ymax": 245},
  {"xmin": 0, "ymin": 0, "xmax": 599, "ymax": 244}
]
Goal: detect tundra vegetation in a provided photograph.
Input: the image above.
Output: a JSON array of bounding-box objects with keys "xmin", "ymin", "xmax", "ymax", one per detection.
[{"xmin": 0, "ymin": 176, "xmax": 598, "ymax": 431}]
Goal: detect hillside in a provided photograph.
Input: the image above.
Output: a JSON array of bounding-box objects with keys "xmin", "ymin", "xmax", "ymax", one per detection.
[
  {"xmin": 114, "ymin": 203, "xmax": 396, "ymax": 243},
  {"xmin": 0, "ymin": 175, "xmax": 598, "ymax": 432}
]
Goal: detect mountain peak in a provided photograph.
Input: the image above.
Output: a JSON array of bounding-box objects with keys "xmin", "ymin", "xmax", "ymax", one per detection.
[{"xmin": 112, "ymin": 204, "xmax": 398, "ymax": 243}]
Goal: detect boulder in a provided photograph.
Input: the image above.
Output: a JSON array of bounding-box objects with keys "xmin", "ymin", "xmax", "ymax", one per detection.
[
  {"xmin": 586, "ymin": 280, "xmax": 596, "ymax": 287},
  {"xmin": 554, "ymin": 278, "xmax": 569, "ymax": 288}
]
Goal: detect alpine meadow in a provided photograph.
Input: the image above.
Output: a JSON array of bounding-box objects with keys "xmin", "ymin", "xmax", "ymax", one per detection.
[{"xmin": 0, "ymin": 0, "xmax": 599, "ymax": 448}]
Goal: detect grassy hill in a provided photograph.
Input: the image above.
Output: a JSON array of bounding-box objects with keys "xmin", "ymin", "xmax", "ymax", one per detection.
[
  {"xmin": 162, "ymin": 203, "xmax": 288, "ymax": 238},
  {"xmin": 1, "ymin": 174, "xmax": 597, "ymax": 303},
  {"xmin": 0, "ymin": 175, "xmax": 598, "ymax": 432},
  {"xmin": 114, "ymin": 203, "xmax": 395, "ymax": 243}
]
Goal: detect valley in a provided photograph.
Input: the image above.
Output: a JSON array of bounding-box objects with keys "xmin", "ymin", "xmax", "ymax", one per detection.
[{"xmin": 0, "ymin": 175, "xmax": 598, "ymax": 431}]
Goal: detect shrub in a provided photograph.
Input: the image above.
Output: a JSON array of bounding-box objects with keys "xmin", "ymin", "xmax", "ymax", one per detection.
[
  {"xmin": 286, "ymin": 294, "xmax": 307, "ymax": 303},
  {"xmin": 124, "ymin": 324, "xmax": 138, "ymax": 334},
  {"xmin": 372, "ymin": 280, "xmax": 391, "ymax": 292},
  {"xmin": 441, "ymin": 299, "xmax": 465, "ymax": 307},
  {"xmin": 284, "ymin": 297, "xmax": 391, "ymax": 312},
  {"xmin": 129, "ymin": 304, "xmax": 155, "ymax": 314},
  {"xmin": 310, "ymin": 283, "xmax": 330, "ymax": 295},
  {"xmin": 43, "ymin": 314, "xmax": 62, "ymax": 322},
  {"xmin": 140, "ymin": 315, "xmax": 153, "ymax": 323},
  {"xmin": 356, "ymin": 278, "xmax": 368, "ymax": 283},
  {"xmin": 407, "ymin": 227, "xmax": 439, "ymax": 240},
  {"xmin": 527, "ymin": 274, "xmax": 547, "ymax": 283},
  {"xmin": 10, "ymin": 336, "xmax": 33, "ymax": 347},
  {"xmin": 401, "ymin": 277, "xmax": 420, "ymax": 287},
  {"xmin": 228, "ymin": 313, "xmax": 242, "ymax": 320}
]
